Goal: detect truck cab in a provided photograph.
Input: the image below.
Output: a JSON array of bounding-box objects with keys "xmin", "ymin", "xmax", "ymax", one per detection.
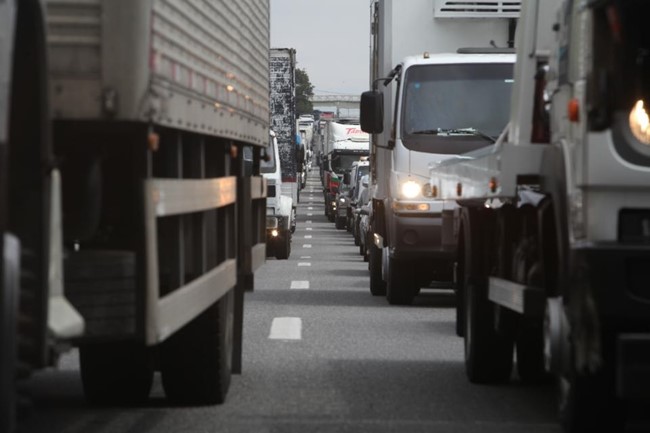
[
  {"xmin": 262, "ymin": 131, "xmax": 294, "ymax": 259},
  {"xmin": 361, "ymin": 51, "xmax": 515, "ymax": 304}
]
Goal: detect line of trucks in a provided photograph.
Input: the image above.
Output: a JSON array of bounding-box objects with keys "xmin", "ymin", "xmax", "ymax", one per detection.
[
  {"xmin": 1, "ymin": 0, "xmax": 270, "ymax": 430},
  {"xmin": 362, "ymin": 0, "xmax": 650, "ymax": 430}
]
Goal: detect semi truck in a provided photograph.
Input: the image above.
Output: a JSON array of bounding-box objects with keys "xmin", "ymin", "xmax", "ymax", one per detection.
[
  {"xmin": 263, "ymin": 131, "xmax": 293, "ymax": 260},
  {"xmin": 270, "ymin": 48, "xmax": 301, "ymax": 207},
  {"xmin": 321, "ymin": 120, "xmax": 370, "ymax": 224},
  {"xmin": 361, "ymin": 0, "xmax": 518, "ymax": 304},
  {"xmin": 427, "ymin": 0, "xmax": 650, "ymax": 430},
  {"xmin": 1, "ymin": 0, "xmax": 269, "ymax": 430}
]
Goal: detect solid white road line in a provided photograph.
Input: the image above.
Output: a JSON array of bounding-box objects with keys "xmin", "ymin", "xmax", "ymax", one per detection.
[
  {"xmin": 269, "ymin": 317, "xmax": 302, "ymax": 340},
  {"xmin": 290, "ymin": 280, "xmax": 310, "ymax": 289}
]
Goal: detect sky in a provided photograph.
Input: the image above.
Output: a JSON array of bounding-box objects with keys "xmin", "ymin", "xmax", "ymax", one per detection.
[{"xmin": 270, "ymin": 0, "xmax": 372, "ymax": 96}]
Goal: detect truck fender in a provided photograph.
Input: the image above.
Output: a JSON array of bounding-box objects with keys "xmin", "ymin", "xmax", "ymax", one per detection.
[{"xmin": 278, "ymin": 196, "xmax": 293, "ymax": 230}]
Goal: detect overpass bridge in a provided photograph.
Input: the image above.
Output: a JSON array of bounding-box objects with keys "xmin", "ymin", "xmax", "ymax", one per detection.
[{"xmin": 310, "ymin": 94, "xmax": 360, "ymax": 118}]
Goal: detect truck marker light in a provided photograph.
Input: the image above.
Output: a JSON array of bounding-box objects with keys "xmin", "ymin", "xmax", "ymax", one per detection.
[
  {"xmin": 148, "ymin": 132, "xmax": 160, "ymax": 151},
  {"xmin": 489, "ymin": 177, "xmax": 498, "ymax": 193},
  {"xmin": 568, "ymin": 98, "xmax": 580, "ymax": 123},
  {"xmin": 230, "ymin": 144, "xmax": 238, "ymax": 159},
  {"xmin": 629, "ymin": 100, "xmax": 650, "ymax": 145},
  {"xmin": 456, "ymin": 182, "xmax": 462, "ymax": 197}
]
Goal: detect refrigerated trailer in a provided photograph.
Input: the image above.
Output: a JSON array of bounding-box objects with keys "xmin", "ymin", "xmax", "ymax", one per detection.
[{"xmin": 1, "ymin": 0, "xmax": 269, "ymax": 429}]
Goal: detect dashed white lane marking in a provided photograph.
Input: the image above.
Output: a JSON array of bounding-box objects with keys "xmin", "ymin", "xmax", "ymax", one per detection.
[
  {"xmin": 306, "ymin": 227, "xmax": 313, "ymax": 231},
  {"xmin": 303, "ymin": 244, "xmax": 312, "ymax": 248},
  {"xmin": 269, "ymin": 317, "xmax": 302, "ymax": 340},
  {"xmin": 290, "ymin": 280, "xmax": 310, "ymax": 290},
  {"xmin": 306, "ymin": 220, "xmax": 312, "ymax": 224},
  {"xmin": 307, "ymin": 213, "xmax": 313, "ymax": 216},
  {"xmin": 308, "ymin": 207, "xmax": 313, "ymax": 210},
  {"xmin": 304, "ymin": 235, "xmax": 312, "ymax": 239},
  {"xmin": 298, "ymin": 262, "xmax": 311, "ymax": 267},
  {"xmin": 300, "ymin": 256, "xmax": 311, "ymax": 259}
]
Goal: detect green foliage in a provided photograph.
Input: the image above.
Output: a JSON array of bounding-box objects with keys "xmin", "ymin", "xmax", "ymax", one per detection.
[{"xmin": 296, "ymin": 68, "xmax": 314, "ymax": 116}]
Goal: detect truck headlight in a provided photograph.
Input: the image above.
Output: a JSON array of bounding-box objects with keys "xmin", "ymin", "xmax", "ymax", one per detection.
[
  {"xmin": 400, "ymin": 180, "xmax": 421, "ymax": 199},
  {"xmin": 270, "ymin": 229, "xmax": 279, "ymax": 237},
  {"xmin": 629, "ymin": 100, "xmax": 650, "ymax": 145},
  {"xmin": 339, "ymin": 197, "xmax": 347, "ymax": 203}
]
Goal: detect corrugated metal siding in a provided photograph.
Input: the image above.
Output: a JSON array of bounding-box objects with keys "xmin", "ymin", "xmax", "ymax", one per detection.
[
  {"xmin": 151, "ymin": 0, "xmax": 269, "ymax": 129},
  {"xmin": 46, "ymin": 0, "xmax": 102, "ymax": 117}
]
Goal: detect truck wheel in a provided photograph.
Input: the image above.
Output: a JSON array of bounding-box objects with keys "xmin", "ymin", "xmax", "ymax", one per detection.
[
  {"xmin": 274, "ymin": 232, "xmax": 291, "ymax": 260},
  {"xmin": 462, "ymin": 208, "xmax": 513, "ymax": 383},
  {"xmin": 368, "ymin": 243, "xmax": 386, "ymax": 296},
  {"xmin": 79, "ymin": 342, "xmax": 153, "ymax": 405},
  {"xmin": 161, "ymin": 290, "xmax": 234, "ymax": 405},
  {"xmin": 335, "ymin": 216, "xmax": 346, "ymax": 230},
  {"xmin": 385, "ymin": 257, "xmax": 416, "ymax": 305},
  {"xmin": 1, "ymin": 236, "xmax": 20, "ymax": 433},
  {"xmin": 516, "ymin": 321, "xmax": 549, "ymax": 384}
]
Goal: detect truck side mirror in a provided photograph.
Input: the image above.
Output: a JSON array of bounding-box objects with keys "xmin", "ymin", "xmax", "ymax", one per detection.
[{"xmin": 360, "ymin": 91, "xmax": 383, "ymax": 134}]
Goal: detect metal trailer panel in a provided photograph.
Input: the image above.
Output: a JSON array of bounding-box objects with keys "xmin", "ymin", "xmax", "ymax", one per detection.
[
  {"xmin": 45, "ymin": 0, "xmax": 270, "ymax": 146},
  {"xmin": 270, "ymin": 48, "xmax": 297, "ymax": 182}
]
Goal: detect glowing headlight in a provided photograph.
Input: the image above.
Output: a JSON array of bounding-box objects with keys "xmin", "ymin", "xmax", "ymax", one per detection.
[
  {"xmin": 270, "ymin": 229, "xmax": 279, "ymax": 237},
  {"xmin": 400, "ymin": 180, "xmax": 421, "ymax": 199},
  {"xmin": 629, "ymin": 100, "xmax": 650, "ymax": 145},
  {"xmin": 339, "ymin": 197, "xmax": 346, "ymax": 203}
]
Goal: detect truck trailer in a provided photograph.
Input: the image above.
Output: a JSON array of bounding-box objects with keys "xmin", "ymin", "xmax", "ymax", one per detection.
[
  {"xmin": 427, "ymin": 0, "xmax": 650, "ymax": 430},
  {"xmin": 361, "ymin": 0, "xmax": 518, "ymax": 304},
  {"xmin": 1, "ymin": 0, "xmax": 269, "ymax": 429},
  {"xmin": 270, "ymin": 48, "xmax": 301, "ymax": 208}
]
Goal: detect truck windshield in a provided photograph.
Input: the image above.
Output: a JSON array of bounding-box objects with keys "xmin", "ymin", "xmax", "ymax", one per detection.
[
  {"xmin": 330, "ymin": 153, "xmax": 365, "ymax": 174},
  {"xmin": 400, "ymin": 63, "xmax": 513, "ymax": 154},
  {"xmin": 261, "ymin": 137, "xmax": 277, "ymax": 174}
]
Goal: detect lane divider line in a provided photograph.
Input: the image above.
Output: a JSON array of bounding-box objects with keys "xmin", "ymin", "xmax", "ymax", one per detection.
[
  {"xmin": 290, "ymin": 280, "xmax": 310, "ymax": 290},
  {"xmin": 269, "ymin": 317, "xmax": 302, "ymax": 340},
  {"xmin": 298, "ymin": 262, "xmax": 311, "ymax": 267}
]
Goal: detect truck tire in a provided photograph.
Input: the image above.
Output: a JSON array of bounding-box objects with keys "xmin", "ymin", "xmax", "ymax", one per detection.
[
  {"xmin": 275, "ymin": 232, "xmax": 291, "ymax": 260},
  {"xmin": 79, "ymin": 342, "xmax": 153, "ymax": 405},
  {"xmin": 516, "ymin": 322, "xmax": 549, "ymax": 384},
  {"xmin": 385, "ymin": 257, "xmax": 416, "ymax": 305},
  {"xmin": 1, "ymin": 236, "xmax": 20, "ymax": 433},
  {"xmin": 368, "ymin": 243, "xmax": 386, "ymax": 296},
  {"xmin": 161, "ymin": 290, "xmax": 234, "ymax": 405},
  {"xmin": 335, "ymin": 216, "xmax": 346, "ymax": 230},
  {"xmin": 461, "ymin": 208, "xmax": 513, "ymax": 383}
]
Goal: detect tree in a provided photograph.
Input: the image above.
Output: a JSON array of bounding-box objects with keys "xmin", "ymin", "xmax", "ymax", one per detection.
[{"xmin": 295, "ymin": 68, "xmax": 314, "ymax": 116}]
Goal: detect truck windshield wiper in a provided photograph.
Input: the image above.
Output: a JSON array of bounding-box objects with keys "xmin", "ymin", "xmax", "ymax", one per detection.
[{"xmin": 411, "ymin": 127, "xmax": 497, "ymax": 143}]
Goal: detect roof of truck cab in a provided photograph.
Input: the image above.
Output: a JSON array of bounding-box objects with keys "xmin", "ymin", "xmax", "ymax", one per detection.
[{"xmin": 401, "ymin": 53, "xmax": 515, "ymax": 68}]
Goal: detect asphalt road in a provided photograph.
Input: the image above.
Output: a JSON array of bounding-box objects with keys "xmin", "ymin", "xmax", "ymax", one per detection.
[{"xmin": 18, "ymin": 171, "xmax": 563, "ymax": 433}]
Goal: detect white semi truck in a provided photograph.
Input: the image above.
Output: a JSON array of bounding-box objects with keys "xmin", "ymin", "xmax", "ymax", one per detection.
[
  {"xmin": 321, "ymin": 120, "xmax": 370, "ymax": 224},
  {"xmin": 1, "ymin": 0, "xmax": 269, "ymax": 430},
  {"xmin": 361, "ymin": 0, "xmax": 518, "ymax": 304},
  {"xmin": 427, "ymin": 0, "xmax": 650, "ymax": 430},
  {"xmin": 263, "ymin": 131, "xmax": 294, "ymax": 260}
]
